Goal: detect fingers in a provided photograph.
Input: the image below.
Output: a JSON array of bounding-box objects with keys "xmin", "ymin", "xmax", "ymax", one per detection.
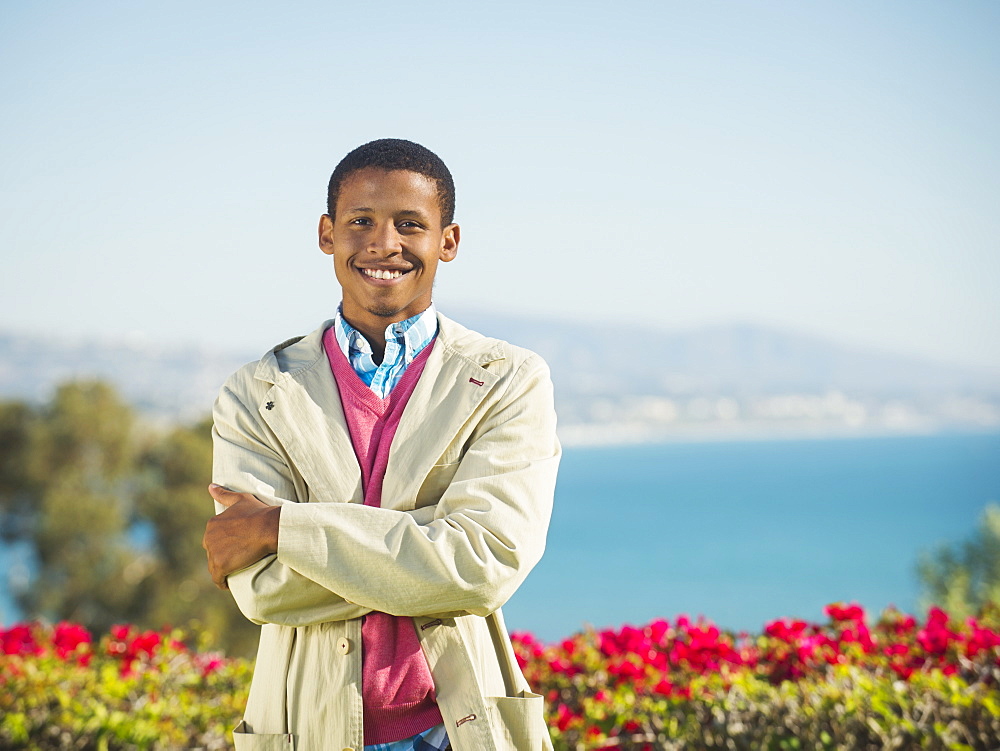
[
  {"xmin": 208, "ymin": 484, "xmax": 264, "ymax": 510},
  {"xmin": 201, "ymin": 524, "xmax": 226, "ymax": 589},
  {"xmin": 208, "ymin": 557, "xmax": 229, "ymax": 590},
  {"xmin": 211, "ymin": 564, "xmax": 229, "ymax": 590},
  {"xmin": 204, "ymin": 486, "xmax": 271, "ymax": 589},
  {"xmin": 208, "ymin": 483, "xmax": 237, "ymax": 507}
]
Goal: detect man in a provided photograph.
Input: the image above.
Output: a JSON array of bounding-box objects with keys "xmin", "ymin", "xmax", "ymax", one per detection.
[{"xmin": 203, "ymin": 139, "xmax": 560, "ymax": 751}]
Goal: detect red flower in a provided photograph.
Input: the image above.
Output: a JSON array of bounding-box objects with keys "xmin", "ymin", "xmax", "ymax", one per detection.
[
  {"xmin": 1, "ymin": 624, "xmax": 41, "ymax": 656},
  {"xmin": 840, "ymin": 623, "xmax": 876, "ymax": 653},
  {"xmin": 965, "ymin": 620, "xmax": 1000, "ymax": 659},
  {"xmin": 652, "ymin": 679, "xmax": 675, "ymax": 697},
  {"xmin": 648, "ymin": 618, "xmax": 670, "ymax": 645},
  {"xmin": 825, "ymin": 602, "xmax": 866, "ymax": 623},
  {"xmin": 554, "ymin": 703, "xmax": 580, "ymax": 732},
  {"xmin": 546, "ymin": 657, "xmax": 580, "ymax": 677},
  {"xmin": 765, "ymin": 618, "xmax": 810, "ymax": 641},
  {"xmin": 131, "ymin": 630, "xmax": 162, "ymax": 657},
  {"xmin": 890, "ymin": 662, "xmax": 914, "ymax": 680},
  {"xmin": 608, "ymin": 657, "xmax": 644, "ymax": 682},
  {"xmin": 598, "ymin": 630, "xmax": 620, "ymax": 657},
  {"xmin": 917, "ymin": 608, "xmax": 957, "ymax": 656},
  {"xmin": 52, "ymin": 622, "xmax": 92, "ymax": 659},
  {"xmin": 119, "ymin": 658, "xmax": 137, "ymax": 678},
  {"xmin": 880, "ymin": 609, "xmax": 917, "ymax": 636},
  {"xmin": 196, "ymin": 653, "xmax": 225, "ymax": 676}
]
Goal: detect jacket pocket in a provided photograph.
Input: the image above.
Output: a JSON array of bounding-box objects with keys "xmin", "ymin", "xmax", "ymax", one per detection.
[
  {"xmin": 484, "ymin": 692, "xmax": 553, "ymax": 750},
  {"xmin": 233, "ymin": 721, "xmax": 296, "ymax": 750}
]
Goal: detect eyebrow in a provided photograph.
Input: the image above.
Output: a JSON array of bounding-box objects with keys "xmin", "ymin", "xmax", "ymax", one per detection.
[{"xmin": 342, "ymin": 208, "xmax": 430, "ymax": 219}]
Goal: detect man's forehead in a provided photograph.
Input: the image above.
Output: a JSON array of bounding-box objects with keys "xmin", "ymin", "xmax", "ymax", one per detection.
[
  {"xmin": 337, "ymin": 169, "xmax": 441, "ymax": 214},
  {"xmin": 340, "ymin": 167, "xmax": 436, "ymax": 189}
]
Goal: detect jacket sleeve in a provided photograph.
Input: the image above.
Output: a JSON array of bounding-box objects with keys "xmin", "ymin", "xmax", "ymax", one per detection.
[
  {"xmin": 212, "ymin": 375, "xmax": 372, "ymax": 627},
  {"xmin": 275, "ymin": 353, "xmax": 561, "ymax": 618}
]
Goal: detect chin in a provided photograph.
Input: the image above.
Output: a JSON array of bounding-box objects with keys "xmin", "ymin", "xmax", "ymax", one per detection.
[{"xmin": 366, "ymin": 303, "xmax": 407, "ymax": 318}]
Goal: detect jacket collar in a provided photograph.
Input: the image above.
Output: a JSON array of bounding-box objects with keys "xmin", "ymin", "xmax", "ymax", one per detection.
[
  {"xmin": 252, "ymin": 313, "xmax": 506, "ymax": 509},
  {"xmin": 252, "ymin": 313, "xmax": 505, "ymax": 386}
]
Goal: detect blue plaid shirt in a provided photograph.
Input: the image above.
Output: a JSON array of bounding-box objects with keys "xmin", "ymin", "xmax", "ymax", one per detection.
[
  {"xmin": 334, "ymin": 304, "xmax": 449, "ymax": 751},
  {"xmin": 364, "ymin": 723, "xmax": 449, "ymax": 751},
  {"xmin": 333, "ymin": 304, "xmax": 438, "ymax": 398}
]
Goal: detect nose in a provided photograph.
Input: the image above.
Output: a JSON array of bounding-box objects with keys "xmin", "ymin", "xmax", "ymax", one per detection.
[{"xmin": 367, "ymin": 221, "xmax": 402, "ymax": 256}]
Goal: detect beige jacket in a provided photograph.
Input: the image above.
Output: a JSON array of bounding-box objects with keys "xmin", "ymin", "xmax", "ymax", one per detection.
[{"xmin": 212, "ymin": 314, "xmax": 560, "ymax": 751}]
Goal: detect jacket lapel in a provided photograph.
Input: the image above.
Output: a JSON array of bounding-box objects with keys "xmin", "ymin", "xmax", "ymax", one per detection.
[
  {"xmin": 384, "ymin": 318, "xmax": 505, "ymax": 511},
  {"xmin": 252, "ymin": 315, "xmax": 505, "ymax": 510},
  {"xmin": 256, "ymin": 325, "xmax": 363, "ymax": 504}
]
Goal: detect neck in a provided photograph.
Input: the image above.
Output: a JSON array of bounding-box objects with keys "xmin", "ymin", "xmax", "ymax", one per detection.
[
  {"xmin": 353, "ymin": 322, "xmax": 387, "ymax": 364},
  {"xmin": 340, "ymin": 302, "xmax": 433, "ymax": 364}
]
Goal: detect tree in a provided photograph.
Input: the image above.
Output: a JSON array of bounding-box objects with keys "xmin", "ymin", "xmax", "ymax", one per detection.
[
  {"xmin": 0, "ymin": 399, "xmax": 37, "ymax": 540},
  {"xmin": 918, "ymin": 503, "xmax": 1000, "ymax": 619},
  {"xmin": 138, "ymin": 417, "xmax": 261, "ymax": 656},
  {"xmin": 0, "ymin": 381, "xmax": 260, "ymax": 656},
  {"xmin": 11, "ymin": 381, "xmax": 147, "ymax": 631}
]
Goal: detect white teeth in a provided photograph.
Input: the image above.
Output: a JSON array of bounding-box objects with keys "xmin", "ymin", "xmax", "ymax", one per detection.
[{"xmin": 363, "ymin": 268, "xmax": 403, "ymax": 280}]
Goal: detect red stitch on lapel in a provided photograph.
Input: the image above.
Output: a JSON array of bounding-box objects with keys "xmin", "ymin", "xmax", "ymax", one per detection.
[{"xmin": 469, "ymin": 378, "xmax": 484, "ymax": 386}]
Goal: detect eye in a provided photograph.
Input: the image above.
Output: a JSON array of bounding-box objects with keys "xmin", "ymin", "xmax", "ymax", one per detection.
[
  {"xmin": 349, "ymin": 217, "xmax": 373, "ymax": 226},
  {"xmin": 398, "ymin": 220, "xmax": 424, "ymax": 230}
]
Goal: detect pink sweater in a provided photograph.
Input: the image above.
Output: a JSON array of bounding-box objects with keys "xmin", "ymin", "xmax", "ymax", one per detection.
[{"xmin": 323, "ymin": 327, "xmax": 444, "ymax": 745}]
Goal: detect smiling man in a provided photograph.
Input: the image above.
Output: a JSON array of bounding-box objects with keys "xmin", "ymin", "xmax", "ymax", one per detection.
[{"xmin": 202, "ymin": 139, "xmax": 560, "ymax": 751}]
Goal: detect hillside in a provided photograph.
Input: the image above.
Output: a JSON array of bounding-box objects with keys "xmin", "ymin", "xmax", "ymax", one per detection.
[{"xmin": 2, "ymin": 314, "xmax": 997, "ymax": 442}]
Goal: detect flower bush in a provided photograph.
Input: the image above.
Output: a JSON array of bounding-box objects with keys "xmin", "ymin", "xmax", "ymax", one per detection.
[
  {"xmin": 513, "ymin": 603, "xmax": 1000, "ymax": 749},
  {"xmin": 2, "ymin": 604, "xmax": 998, "ymax": 749},
  {"xmin": 0, "ymin": 621, "xmax": 251, "ymax": 749}
]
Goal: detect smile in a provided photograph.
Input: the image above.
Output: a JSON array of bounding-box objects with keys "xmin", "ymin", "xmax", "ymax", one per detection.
[{"xmin": 361, "ymin": 268, "xmax": 409, "ymax": 280}]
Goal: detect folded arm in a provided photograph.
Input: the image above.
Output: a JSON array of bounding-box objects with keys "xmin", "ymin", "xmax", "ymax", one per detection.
[
  {"xmin": 274, "ymin": 355, "xmax": 560, "ymax": 618},
  {"xmin": 208, "ymin": 378, "xmax": 373, "ymax": 626},
  {"xmin": 209, "ymin": 353, "xmax": 560, "ymax": 624}
]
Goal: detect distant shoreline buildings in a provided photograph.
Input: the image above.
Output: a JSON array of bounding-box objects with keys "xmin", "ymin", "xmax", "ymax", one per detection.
[
  {"xmin": 556, "ymin": 389, "xmax": 1000, "ymax": 447},
  {"xmin": 2, "ymin": 315, "xmax": 998, "ymax": 447}
]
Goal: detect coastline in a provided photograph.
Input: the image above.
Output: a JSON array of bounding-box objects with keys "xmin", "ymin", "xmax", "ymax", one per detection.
[{"xmin": 556, "ymin": 420, "xmax": 1000, "ymax": 448}]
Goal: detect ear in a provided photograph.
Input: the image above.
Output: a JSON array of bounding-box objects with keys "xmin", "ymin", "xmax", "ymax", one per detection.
[
  {"xmin": 439, "ymin": 223, "xmax": 460, "ymax": 263},
  {"xmin": 318, "ymin": 214, "xmax": 335, "ymax": 256}
]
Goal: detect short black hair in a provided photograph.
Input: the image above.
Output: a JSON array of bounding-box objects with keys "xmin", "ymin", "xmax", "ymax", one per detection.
[{"xmin": 326, "ymin": 138, "xmax": 456, "ymax": 225}]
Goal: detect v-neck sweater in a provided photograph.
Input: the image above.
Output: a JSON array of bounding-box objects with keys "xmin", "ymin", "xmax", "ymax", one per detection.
[{"xmin": 323, "ymin": 326, "xmax": 443, "ymax": 745}]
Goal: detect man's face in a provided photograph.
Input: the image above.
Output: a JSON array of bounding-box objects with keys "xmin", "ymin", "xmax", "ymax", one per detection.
[{"xmin": 319, "ymin": 167, "xmax": 459, "ymax": 332}]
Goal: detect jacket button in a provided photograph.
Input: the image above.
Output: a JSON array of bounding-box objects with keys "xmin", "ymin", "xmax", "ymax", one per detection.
[{"xmin": 337, "ymin": 637, "xmax": 352, "ymax": 655}]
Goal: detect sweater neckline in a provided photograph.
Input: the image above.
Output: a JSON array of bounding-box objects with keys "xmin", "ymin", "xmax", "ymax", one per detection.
[{"xmin": 323, "ymin": 325, "xmax": 435, "ymax": 413}]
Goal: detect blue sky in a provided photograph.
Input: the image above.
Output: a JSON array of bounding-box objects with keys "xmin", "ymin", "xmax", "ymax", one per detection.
[{"xmin": 2, "ymin": 1, "xmax": 998, "ymax": 368}]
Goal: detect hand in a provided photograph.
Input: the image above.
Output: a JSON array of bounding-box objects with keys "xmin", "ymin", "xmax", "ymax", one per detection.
[{"xmin": 203, "ymin": 484, "xmax": 281, "ymax": 589}]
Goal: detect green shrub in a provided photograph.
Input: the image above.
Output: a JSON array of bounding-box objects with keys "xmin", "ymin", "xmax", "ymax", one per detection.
[
  {"xmin": 3, "ymin": 604, "xmax": 999, "ymax": 750},
  {"xmin": 0, "ymin": 622, "xmax": 249, "ymax": 749}
]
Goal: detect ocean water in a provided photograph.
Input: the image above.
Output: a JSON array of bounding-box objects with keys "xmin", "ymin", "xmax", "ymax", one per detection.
[
  {"xmin": 2, "ymin": 433, "xmax": 998, "ymax": 642},
  {"xmin": 501, "ymin": 432, "xmax": 1000, "ymax": 642}
]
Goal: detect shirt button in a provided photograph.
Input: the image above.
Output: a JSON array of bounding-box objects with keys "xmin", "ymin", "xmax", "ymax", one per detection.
[{"xmin": 337, "ymin": 637, "xmax": 352, "ymax": 655}]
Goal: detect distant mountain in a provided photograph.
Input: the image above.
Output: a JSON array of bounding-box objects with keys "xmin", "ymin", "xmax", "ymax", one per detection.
[
  {"xmin": 2, "ymin": 314, "xmax": 997, "ymax": 440},
  {"xmin": 0, "ymin": 332, "xmax": 252, "ymax": 422},
  {"xmin": 452, "ymin": 309, "xmax": 1000, "ymax": 398}
]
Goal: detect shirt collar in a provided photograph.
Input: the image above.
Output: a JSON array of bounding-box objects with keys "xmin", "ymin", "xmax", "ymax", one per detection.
[{"xmin": 333, "ymin": 303, "xmax": 438, "ymax": 361}]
